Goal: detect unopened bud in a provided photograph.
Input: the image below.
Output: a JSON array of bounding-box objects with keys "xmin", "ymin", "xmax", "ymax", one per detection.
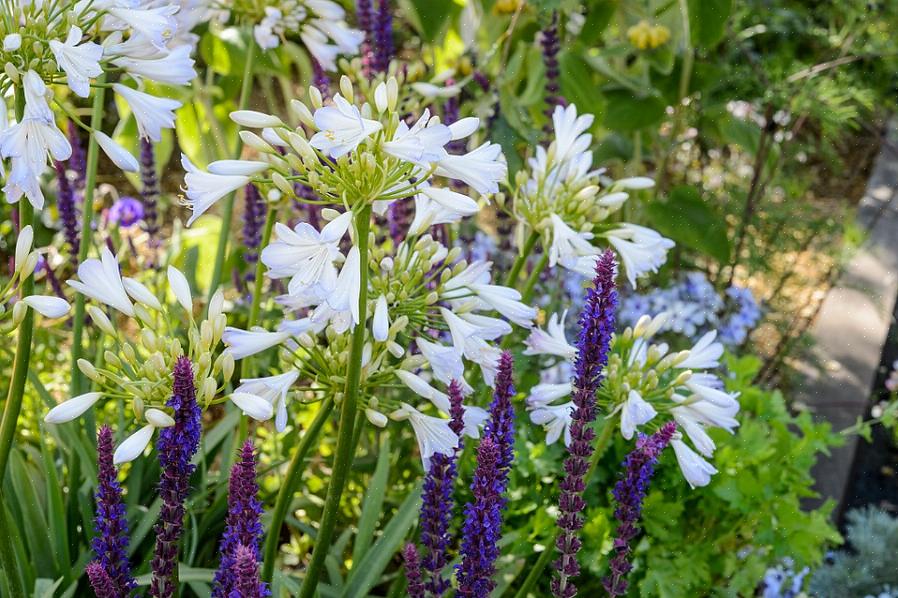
[
  {"xmin": 78, "ymin": 358, "xmax": 100, "ymax": 382},
  {"xmin": 339, "ymin": 75, "xmax": 353, "ymax": 102},
  {"xmin": 221, "ymin": 352, "xmax": 235, "ymax": 382},
  {"xmin": 104, "ymin": 350, "xmax": 122, "ymax": 369},
  {"xmin": 365, "ymin": 408, "xmax": 388, "ymax": 428},
  {"xmin": 290, "ymin": 99, "xmax": 315, "ymax": 128},
  {"xmin": 11, "ymin": 301, "xmax": 26, "ymax": 326},
  {"xmin": 88, "ymin": 306, "xmax": 116, "ymax": 336}
]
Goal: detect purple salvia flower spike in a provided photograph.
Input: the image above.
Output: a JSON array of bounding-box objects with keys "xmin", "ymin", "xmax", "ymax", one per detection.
[
  {"xmin": 311, "ymin": 58, "xmax": 331, "ymax": 100},
  {"xmin": 92, "ymin": 425, "xmax": 136, "ymax": 596},
  {"xmin": 150, "ymin": 357, "xmax": 202, "ymax": 598},
  {"xmin": 551, "ymin": 249, "xmax": 618, "ymax": 598},
  {"xmin": 229, "ymin": 545, "xmax": 268, "ymax": 598},
  {"xmin": 356, "ymin": 0, "xmax": 374, "ymax": 77},
  {"xmin": 603, "ymin": 421, "xmax": 677, "ymax": 596},
  {"xmin": 487, "ymin": 351, "xmax": 516, "ymax": 472},
  {"xmin": 387, "ymin": 198, "xmax": 413, "ymax": 245},
  {"xmin": 67, "ymin": 121, "xmax": 86, "ymax": 190},
  {"xmin": 86, "ymin": 562, "xmax": 119, "ymax": 598},
  {"xmin": 456, "ymin": 435, "xmax": 504, "ymax": 596},
  {"xmin": 55, "ymin": 160, "xmax": 80, "ymax": 261},
  {"xmin": 403, "ymin": 543, "xmax": 426, "ymax": 598},
  {"xmin": 139, "ymin": 138, "xmax": 161, "ymax": 263},
  {"xmin": 242, "ymin": 184, "xmax": 265, "ymax": 293},
  {"xmin": 212, "ymin": 440, "xmax": 267, "ymax": 598},
  {"xmin": 373, "ymin": 0, "xmax": 394, "ymax": 73},
  {"xmin": 541, "ymin": 11, "xmax": 565, "ymax": 128},
  {"xmin": 418, "ymin": 380, "xmax": 465, "ymax": 596}
]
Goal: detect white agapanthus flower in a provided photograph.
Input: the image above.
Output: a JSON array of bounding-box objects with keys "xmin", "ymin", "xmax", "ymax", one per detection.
[
  {"xmin": 66, "ymin": 246, "xmax": 135, "ymax": 316},
  {"xmin": 525, "ymin": 310, "xmax": 738, "ymax": 488},
  {"xmin": 113, "ymin": 409, "xmax": 176, "ymax": 465},
  {"xmin": 390, "ymin": 402, "xmax": 459, "ymax": 471},
  {"xmin": 514, "ymin": 103, "xmax": 674, "ymax": 288},
  {"xmin": 0, "ymin": 0, "xmax": 197, "ymax": 209}
]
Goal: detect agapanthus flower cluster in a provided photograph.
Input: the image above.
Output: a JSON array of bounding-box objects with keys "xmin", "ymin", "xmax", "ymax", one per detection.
[
  {"xmin": 44, "ymin": 248, "xmax": 235, "ymax": 464},
  {"xmin": 205, "ymin": 75, "xmax": 529, "ymax": 464},
  {"xmin": 219, "ymin": 0, "xmax": 363, "ymax": 71},
  {"xmin": 0, "ymin": 0, "xmax": 196, "ymax": 210},
  {"xmin": 619, "ymin": 271, "xmax": 761, "ymax": 347},
  {"xmin": 1, "ymin": 225, "xmax": 71, "ymax": 333},
  {"xmin": 526, "ymin": 309, "xmax": 739, "ymax": 488},
  {"xmin": 512, "ymin": 103, "xmax": 673, "ymax": 288}
]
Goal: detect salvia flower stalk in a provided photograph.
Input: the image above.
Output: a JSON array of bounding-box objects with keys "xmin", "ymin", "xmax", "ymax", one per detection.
[
  {"xmin": 86, "ymin": 562, "xmax": 119, "ymax": 598},
  {"xmin": 540, "ymin": 11, "xmax": 564, "ymax": 123},
  {"xmin": 551, "ymin": 249, "xmax": 618, "ymax": 598},
  {"xmin": 418, "ymin": 380, "xmax": 466, "ymax": 596},
  {"xmin": 54, "ymin": 160, "xmax": 80, "ymax": 260},
  {"xmin": 373, "ymin": 0, "xmax": 394, "ymax": 73},
  {"xmin": 212, "ymin": 440, "xmax": 267, "ymax": 597},
  {"xmin": 403, "ymin": 543, "xmax": 426, "ymax": 598},
  {"xmin": 150, "ymin": 357, "xmax": 202, "ymax": 598},
  {"xmin": 139, "ymin": 139, "xmax": 161, "ymax": 257},
  {"xmin": 242, "ymin": 184, "xmax": 266, "ymax": 290},
  {"xmin": 90, "ymin": 425, "xmax": 136, "ymax": 597},
  {"xmin": 603, "ymin": 421, "xmax": 677, "ymax": 596}
]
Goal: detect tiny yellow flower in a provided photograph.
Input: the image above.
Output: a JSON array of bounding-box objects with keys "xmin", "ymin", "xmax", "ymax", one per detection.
[{"xmin": 493, "ymin": 0, "xmax": 523, "ymax": 15}]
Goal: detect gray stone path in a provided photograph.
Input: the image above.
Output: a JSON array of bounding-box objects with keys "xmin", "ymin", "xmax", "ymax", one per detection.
[{"xmin": 797, "ymin": 121, "xmax": 898, "ymax": 510}]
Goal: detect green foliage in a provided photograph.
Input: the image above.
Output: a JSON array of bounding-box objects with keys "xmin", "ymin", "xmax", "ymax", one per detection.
[
  {"xmin": 647, "ymin": 185, "xmax": 731, "ymax": 264},
  {"xmin": 809, "ymin": 508, "xmax": 898, "ymax": 597}
]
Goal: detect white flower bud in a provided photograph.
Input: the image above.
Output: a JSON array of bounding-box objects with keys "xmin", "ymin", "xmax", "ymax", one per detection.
[
  {"xmin": 14, "ymin": 225, "xmax": 32, "ymax": 272},
  {"xmin": 88, "ymin": 306, "xmax": 116, "ymax": 336},
  {"xmin": 11, "ymin": 301, "xmax": 26, "ymax": 327},
  {"xmin": 134, "ymin": 304, "xmax": 153, "ymax": 326},
  {"xmin": 3, "ymin": 34, "xmax": 21, "ymax": 51},
  {"xmin": 202, "ymin": 376, "xmax": 217, "ymax": 404},
  {"xmin": 386, "ymin": 77, "xmax": 398, "ymax": 111},
  {"xmin": 45, "ymin": 392, "xmax": 102, "ymax": 424},
  {"xmin": 113, "ymin": 425, "xmax": 154, "ymax": 465},
  {"xmin": 230, "ymin": 110, "xmax": 283, "ymax": 128},
  {"xmin": 339, "ymin": 75, "xmax": 353, "ymax": 102},
  {"xmin": 200, "ymin": 320, "xmax": 213, "ymax": 350},
  {"xmin": 167, "ymin": 266, "xmax": 193, "ymax": 313},
  {"xmin": 21, "ymin": 252, "xmax": 38, "ymax": 279},
  {"xmin": 372, "ymin": 295, "xmax": 390, "ymax": 342},
  {"xmin": 309, "ymin": 86, "xmax": 323, "ymax": 109},
  {"xmin": 141, "ymin": 328, "xmax": 157, "ymax": 351},
  {"xmin": 94, "ymin": 131, "xmax": 139, "ymax": 172},
  {"xmin": 104, "ymin": 350, "xmax": 122, "ymax": 369},
  {"xmin": 208, "ymin": 288, "xmax": 224, "ymax": 321},
  {"xmin": 290, "ymin": 100, "xmax": 316, "ymax": 129},
  {"xmin": 373, "ymin": 82, "xmax": 388, "ymax": 113},
  {"xmin": 23, "ymin": 295, "xmax": 70, "ymax": 318},
  {"xmin": 77, "ymin": 358, "xmax": 100, "ymax": 382},
  {"xmin": 271, "ymin": 172, "xmax": 294, "ymax": 197},
  {"xmin": 230, "ymin": 392, "xmax": 274, "ymax": 421},
  {"xmin": 239, "ymin": 130, "xmax": 274, "ymax": 153},
  {"xmin": 145, "ymin": 408, "xmax": 175, "ymax": 428},
  {"xmin": 221, "ymin": 351, "xmax": 235, "ymax": 382},
  {"xmin": 387, "ymin": 341, "xmax": 404, "ymax": 358},
  {"xmin": 365, "ymin": 408, "xmax": 388, "ymax": 428}
]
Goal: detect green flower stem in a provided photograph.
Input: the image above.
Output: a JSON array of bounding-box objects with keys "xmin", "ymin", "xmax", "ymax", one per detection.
[
  {"xmin": 504, "ymin": 230, "xmax": 539, "ymax": 287},
  {"xmin": 70, "ymin": 76, "xmax": 107, "ymax": 398},
  {"xmin": 206, "ymin": 38, "xmax": 257, "ymax": 306},
  {"xmin": 261, "ymin": 397, "xmax": 335, "ymax": 584},
  {"xmin": 298, "ymin": 205, "xmax": 372, "ymax": 598},
  {"xmin": 0, "ymin": 88, "xmax": 35, "ymax": 487},
  {"xmin": 0, "ymin": 87, "xmax": 45, "ymax": 594},
  {"xmin": 511, "ymin": 420, "xmax": 615, "ymax": 598},
  {"xmin": 239, "ymin": 204, "xmax": 278, "ymax": 381},
  {"xmin": 521, "ymin": 251, "xmax": 550, "ymax": 304}
]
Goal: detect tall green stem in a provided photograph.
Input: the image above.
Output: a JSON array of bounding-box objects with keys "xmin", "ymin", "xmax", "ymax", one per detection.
[
  {"xmin": 206, "ymin": 39, "xmax": 257, "ymax": 305},
  {"xmin": 298, "ymin": 206, "xmax": 372, "ymax": 598},
  {"xmin": 511, "ymin": 421, "xmax": 615, "ymax": 598},
  {"xmin": 504, "ymin": 231, "xmax": 539, "ymax": 287},
  {"xmin": 0, "ymin": 88, "xmax": 35, "ymax": 486},
  {"xmin": 261, "ymin": 398, "xmax": 335, "ymax": 583},
  {"xmin": 0, "ymin": 88, "xmax": 38, "ymax": 597},
  {"xmin": 70, "ymin": 77, "xmax": 107, "ymax": 397},
  {"xmin": 521, "ymin": 252, "xmax": 549, "ymax": 304},
  {"xmin": 239, "ymin": 205, "xmax": 278, "ymax": 381}
]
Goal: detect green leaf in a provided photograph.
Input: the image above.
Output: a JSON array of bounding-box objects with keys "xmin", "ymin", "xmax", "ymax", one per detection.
[
  {"xmin": 341, "ymin": 484, "xmax": 422, "ymax": 598},
  {"xmin": 687, "ymin": 0, "xmax": 732, "ymax": 49},
  {"xmin": 351, "ymin": 434, "xmax": 391, "ymax": 564},
  {"xmin": 559, "ymin": 50, "xmax": 604, "ymax": 118},
  {"xmin": 579, "ymin": 0, "xmax": 619, "ymax": 45},
  {"xmin": 603, "ymin": 89, "xmax": 666, "ymax": 132},
  {"xmin": 646, "ymin": 185, "xmax": 731, "ymax": 263},
  {"xmin": 39, "ymin": 435, "xmax": 70, "ymax": 584},
  {"xmin": 400, "ymin": 0, "xmax": 461, "ymax": 43}
]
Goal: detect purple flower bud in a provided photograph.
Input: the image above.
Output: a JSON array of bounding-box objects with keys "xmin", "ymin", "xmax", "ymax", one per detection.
[
  {"xmin": 150, "ymin": 357, "xmax": 201, "ymax": 598},
  {"xmin": 242, "ymin": 184, "xmax": 265, "ymax": 290},
  {"xmin": 387, "ymin": 199, "xmax": 413, "ymax": 245},
  {"xmin": 373, "ymin": 0, "xmax": 394, "ymax": 73},
  {"xmin": 487, "ymin": 352, "xmax": 516, "ymax": 472},
  {"xmin": 108, "ymin": 197, "xmax": 145, "ymax": 228},
  {"xmin": 213, "ymin": 440, "xmax": 268, "ymax": 598},
  {"xmin": 603, "ymin": 422, "xmax": 677, "ymax": 596},
  {"xmin": 356, "ymin": 0, "xmax": 374, "ymax": 77},
  {"xmin": 86, "ymin": 562, "xmax": 119, "ymax": 598},
  {"xmin": 403, "ymin": 543, "xmax": 426, "ymax": 598},
  {"xmin": 417, "ymin": 380, "xmax": 466, "ymax": 595},
  {"xmin": 229, "ymin": 545, "xmax": 268, "ymax": 598},
  {"xmin": 456, "ymin": 435, "xmax": 504, "ymax": 596},
  {"xmin": 540, "ymin": 11, "xmax": 566, "ymax": 127},
  {"xmin": 551, "ymin": 250, "xmax": 618, "ymax": 598},
  {"xmin": 139, "ymin": 139, "xmax": 161, "ymax": 261},
  {"xmin": 68, "ymin": 121, "xmax": 87, "ymax": 190},
  {"xmin": 54, "ymin": 160, "xmax": 80, "ymax": 261},
  {"xmin": 92, "ymin": 425, "xmax": 136, "ymax": 596},
  {"xmin": 311, "ymin": 58, "xmax": 331, "ymax": 100}
]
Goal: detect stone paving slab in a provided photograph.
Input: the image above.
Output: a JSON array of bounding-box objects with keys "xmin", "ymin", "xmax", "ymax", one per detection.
[{"xmin": 797, "ymin": 121, "xmax": 898, "ymax": 511}]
